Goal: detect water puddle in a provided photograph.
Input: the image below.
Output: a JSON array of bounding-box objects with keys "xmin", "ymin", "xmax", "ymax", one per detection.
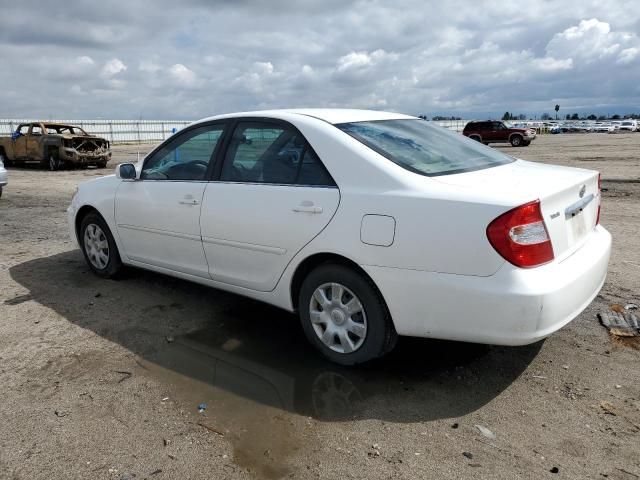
[{"xmin": 137, "ymin": 301, "xmax": 538, "ymax": 478}]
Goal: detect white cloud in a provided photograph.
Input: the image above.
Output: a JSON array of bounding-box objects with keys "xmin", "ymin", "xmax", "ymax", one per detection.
[
  {"xmin": 76, "ymin": 56, "xmax": 95, "ymax": 66},
  {"xmin": 547, "ymin": 18, "xmax": 640, "ymax": 63},
  {"xmin": 336, "ymin": 49, "xmax": 392, "ymax": 73},
  {"xmin": 617, "ymin": 47, "xmax": 639, "ymax": 64},
  {"xmin": 253, "ymin": 61, "xmax": 274, "ymax": 76},
  {"xmin": 101, "ymin": 58, "xmax": 127, "ymax": 78},
  {"xmin": 168, "ymin": 63, "xmax": 198, "ymax": 87}
]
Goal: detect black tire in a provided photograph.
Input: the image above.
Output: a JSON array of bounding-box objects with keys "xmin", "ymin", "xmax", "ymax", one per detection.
[
  {"xmin": 79, "ymin": 211, "xmax": 123, "ymax": 278},
  {"xmin": 521, "ymin": 140, "xmax": 531, "ymax": 146},
  {"xmin": 96, "ymin": 161, "xmax": 108, "ymax": 169},
  {"xmin": 0, "ymin": 186, "xmax": 3, "ymax": 198},
  {"xmin": 298, "ymin": 263, "xmax": 397, "ymax": 365},
  {"xmin": 510, "ymin": 135, "xmax": 523, "ymax": 147},
  {"xmin": 469, "ymin": 135, "xmax": 482, "ymax": 142}
]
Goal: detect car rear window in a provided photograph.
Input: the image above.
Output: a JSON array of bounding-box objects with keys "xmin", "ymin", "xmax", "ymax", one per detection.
[{"xmin": 336, "ymin": 119, "xmax": 514, "ymax": 177}]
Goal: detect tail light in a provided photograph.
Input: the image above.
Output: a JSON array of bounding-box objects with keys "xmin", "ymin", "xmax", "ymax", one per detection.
[
  {"xmin": 487, "ymin": 200, "xmax": 554, "ymax": 268},
  {"xmin": 596, "ymin": 173, "xmax": 601, "ymax": 225}
]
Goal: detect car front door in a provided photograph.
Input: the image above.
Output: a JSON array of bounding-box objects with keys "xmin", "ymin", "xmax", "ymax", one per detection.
[
  {"xmin": 492, "ymin": 122, "xmax": 508, "ymax": 142},
  {"xmin": 13, "ymin": 124, "xmax": 29, "ymax": 159},
  {"xmin": 200, "ymin": 120, "xmax": 340, "ymax": 292},
  {"xmin": 114, "ymin": 122, "xmax": 227, "ymax": 278}
]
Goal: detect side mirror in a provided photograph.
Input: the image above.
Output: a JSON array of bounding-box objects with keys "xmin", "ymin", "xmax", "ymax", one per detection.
[{"xmin": 116, "ymin": 163, "xmax": 137, "ymax": 180}]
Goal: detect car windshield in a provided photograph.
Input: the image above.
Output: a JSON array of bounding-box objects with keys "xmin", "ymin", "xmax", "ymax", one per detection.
[{"xmin": 336, "ymin": 119, "xmax": 514, "ymax": 177}]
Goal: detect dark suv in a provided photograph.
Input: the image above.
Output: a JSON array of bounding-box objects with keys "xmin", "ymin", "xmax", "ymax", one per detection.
[{"xmin": 462, "ymin": 120, "xmax": 536, "ymax": 147}]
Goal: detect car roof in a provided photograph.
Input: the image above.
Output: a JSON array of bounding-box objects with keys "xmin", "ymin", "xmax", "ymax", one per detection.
[{"xmin": 198, "ymin": 108, "xmax": 417, "ymax": 125}]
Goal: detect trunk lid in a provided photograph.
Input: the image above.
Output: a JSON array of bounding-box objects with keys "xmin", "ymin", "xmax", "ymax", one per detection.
[{"xmin": 434, "ymin": 159, "xmax": 600, "ymax": 262}]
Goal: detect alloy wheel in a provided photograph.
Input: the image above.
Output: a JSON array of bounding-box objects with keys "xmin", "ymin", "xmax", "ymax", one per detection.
[
  {"xmin": 309, "ymin": 282, "xmax": 367, "ymax": 354},
  {"xmin": 83, "ymin": 223, "xmax": 110, "ymax": 269}
]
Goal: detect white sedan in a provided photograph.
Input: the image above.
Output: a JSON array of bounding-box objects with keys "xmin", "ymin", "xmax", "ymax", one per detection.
[{"xmin": 67, "ymin": 109, "xmax": 611, "ymax": 365}]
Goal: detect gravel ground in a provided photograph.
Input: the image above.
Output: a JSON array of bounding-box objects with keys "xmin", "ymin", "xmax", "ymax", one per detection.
[{"xmin": 0, "ymin": 133, "xmax": 639, "ymax": 480}]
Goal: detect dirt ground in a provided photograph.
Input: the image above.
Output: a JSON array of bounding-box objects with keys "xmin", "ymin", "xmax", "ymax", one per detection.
[{"xmin": 1, "ymin": 133, "xmax": 639, "ymax": 480}]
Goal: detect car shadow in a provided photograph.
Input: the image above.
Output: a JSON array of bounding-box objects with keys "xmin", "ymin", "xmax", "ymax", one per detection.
[{"xmin": 9, "ymin": 250, "xmax": 542, "ymax": 423}]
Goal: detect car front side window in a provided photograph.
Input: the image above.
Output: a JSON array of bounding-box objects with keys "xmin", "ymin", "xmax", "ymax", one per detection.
[{"xmin": 141, "ymin": 124, "xmax": 224, "ymax": 181}]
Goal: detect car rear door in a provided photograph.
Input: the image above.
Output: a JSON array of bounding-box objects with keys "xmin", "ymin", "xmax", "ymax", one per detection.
[
  {"xmin": 200, "ymin": 119, "xmax": 339, "ymax": 292},
  {"xmin": 114, "ymin": 122, "xmax": 227, "ymax": 278},
  {"xmin": 476, "ymin": 122, "xmax": 491, "ymax": 141}
]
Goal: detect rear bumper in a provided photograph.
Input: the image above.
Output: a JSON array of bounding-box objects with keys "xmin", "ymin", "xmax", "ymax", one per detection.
[{"xmin": 363, "ymin": 225, "xmax": 611, "ymax": 345}]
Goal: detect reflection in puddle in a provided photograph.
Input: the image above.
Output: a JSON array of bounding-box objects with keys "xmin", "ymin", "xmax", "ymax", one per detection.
[{"xmin": 140, "ymin": 302, "xmax": 540, "ymax": 478}]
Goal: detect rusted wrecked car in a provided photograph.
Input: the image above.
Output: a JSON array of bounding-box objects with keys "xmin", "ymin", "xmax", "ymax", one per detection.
[{"xmin": 0, "ymin": 122, "xmax": 111, "ymax": 170}]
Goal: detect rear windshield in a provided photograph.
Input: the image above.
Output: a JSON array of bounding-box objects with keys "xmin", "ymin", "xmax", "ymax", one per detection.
[{"xmin": 337, "ymin": 119, "xmax": 514, "ymax": 177}]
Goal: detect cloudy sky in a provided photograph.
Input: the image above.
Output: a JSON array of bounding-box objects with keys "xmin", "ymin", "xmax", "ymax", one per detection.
[{"xmin": 1, "ymin": 0, "xmax": 639, "ymax": 119}]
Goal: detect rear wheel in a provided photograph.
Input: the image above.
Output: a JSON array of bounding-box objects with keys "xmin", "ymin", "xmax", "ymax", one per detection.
[
  {"xmin": 469, "ymin": 135, "xmax": 482, "ymax": 142},
  {"xmin": 79, "ymin": 212, "xmax": 123, "ymax": 278},
  {"xmin": 298, "ymin": 263, "xmax": 397, "ymax": 365},
  {"xmin": 510, "ymin": 135, "xmax": 522, "ymax": 147}
]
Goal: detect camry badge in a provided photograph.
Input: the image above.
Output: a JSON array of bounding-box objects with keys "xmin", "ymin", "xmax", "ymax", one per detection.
[{"xmin": 579, "ymin": 185, "xmax": 586, "ymax": 198}]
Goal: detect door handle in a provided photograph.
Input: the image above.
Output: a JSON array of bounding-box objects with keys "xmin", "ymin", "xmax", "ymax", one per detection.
[
  {"xmin": 179, "ymin": 199, "xmax": 199, "ymax": 206},
  {"xmin": 293, "ymin": 205, "xmax": 323, "ymax": 214}
]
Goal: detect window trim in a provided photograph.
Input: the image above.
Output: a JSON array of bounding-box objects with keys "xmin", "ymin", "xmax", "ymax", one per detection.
[
  {"xmin": 140, "ymin": 120, "xmax": 230, "ymax": 182},
  {"xmin": 212, "ymin": 117, "xmax": 337, "ymax": 188}
]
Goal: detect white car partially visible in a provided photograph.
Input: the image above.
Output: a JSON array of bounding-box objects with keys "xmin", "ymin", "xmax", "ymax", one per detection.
[
  {"xmin": 619, "ymin": 120, "xmax": 638, "ymax": 132},
  {"xmin": 67, "ymin": 109, "xmax": 611, "ymax": 365},
  {"xmin": 0, "ymin": 154, "xmax": 7, "ymax": 198}
]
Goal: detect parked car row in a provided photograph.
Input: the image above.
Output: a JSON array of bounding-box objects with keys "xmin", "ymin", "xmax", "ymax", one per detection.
[{"xmin": 549, "ymin": 120, "xmax": 638, "ymax": 134}]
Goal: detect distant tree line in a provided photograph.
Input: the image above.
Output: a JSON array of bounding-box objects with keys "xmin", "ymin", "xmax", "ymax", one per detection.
[{"xmin": 419, "ymin": 112, "xmax": 640, "ymax": 121}]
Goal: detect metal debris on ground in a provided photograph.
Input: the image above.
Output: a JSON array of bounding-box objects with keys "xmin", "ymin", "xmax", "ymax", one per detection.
[
  {"xmin": 197, "ymin": 422, "xmax": 225, "ymax": 436},
  {"xmin": 463, "ymin": 452, "xmax": 474, "ymax": 459},
  {"xmin": 474, "ymin": 425, "xmax": 496, "ymax": 440},
  {"xmin": 600, "ymin": 401, "xmax": 617, "ymax": 416},
  {"xmin": 198, "ymin": 402, "xmax": 207, "ymax": 413},
  {"xmin": 598, "ymin": 310, "xmax": 639, "ymax": 337},
  {"xmin": 625, "ymin": 304, "xmax": 638, "ymax": 310}
]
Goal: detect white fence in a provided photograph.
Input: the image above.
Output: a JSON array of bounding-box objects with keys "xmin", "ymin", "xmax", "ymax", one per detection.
[
  {"xmin": 0, "ymin": 119, "xmax": 192, "ymax": 144},
  {"xmin": 0, "ymin": 118, "xmax": 556, "ymax": 143}
]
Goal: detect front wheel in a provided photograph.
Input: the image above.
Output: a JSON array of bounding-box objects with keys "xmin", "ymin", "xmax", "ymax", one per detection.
[
  {"xmin": 510, "ymin": 135, "xmax": 523, "ymax": 147},
  {"xmin": 79, "ymin": 212, "xmax": 123, "ymax": 278},
  {"xmin": 298, "ymin": 264, "xmax": 397, "ymax": 365}
]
